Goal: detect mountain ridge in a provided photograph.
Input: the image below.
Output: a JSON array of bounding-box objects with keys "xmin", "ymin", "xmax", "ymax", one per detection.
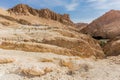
[{"xmin": 8, "ymin": 4, "xmax": 73, "ymax": 25}]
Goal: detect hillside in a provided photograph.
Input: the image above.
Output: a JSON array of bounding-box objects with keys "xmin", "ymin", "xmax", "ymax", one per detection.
[{"xmin": 81, "ymin": 10, "xmax": 120, "ymax": 39}]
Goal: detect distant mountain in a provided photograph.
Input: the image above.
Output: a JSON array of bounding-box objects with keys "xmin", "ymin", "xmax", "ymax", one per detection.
[
  {"xmin": 8, "ymin": 4, "xmax": 73, "ymax": 25},
  {"xmin": 81, "ymin": 10, "xmax": 120, "ymax": 39},
  {"xmin": 75, "ymin": 23, "xmax": 88, "ymax": 31}
]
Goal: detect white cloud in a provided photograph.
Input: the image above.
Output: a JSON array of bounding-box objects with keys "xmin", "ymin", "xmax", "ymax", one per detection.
[
  {"xmin": 87, "ymin": 0, "xmax": 107, "ymax": 3},
  {"xmin": 65, "ymin": 0, "xmax": 79, "ymax": 11},
  {"xmin": 18, "ymin": 0, "xmax": 79, "ymax": 11},
  {"xmin": 87, "ymin": 0, "xmax": 120, "ymax": 10}
]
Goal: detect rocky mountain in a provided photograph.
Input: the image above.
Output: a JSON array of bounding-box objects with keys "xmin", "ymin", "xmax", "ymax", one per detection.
[
  {"xmin": 81, "ymin": 10, "xmax": 120, "ymax": 39},
  {"xmin": 8, "ymin": 4, "xmax": 73, "ymax": 25},
  {"xmin": 0, "ymin": 4, "xmax": 105, "ymax": 58}
]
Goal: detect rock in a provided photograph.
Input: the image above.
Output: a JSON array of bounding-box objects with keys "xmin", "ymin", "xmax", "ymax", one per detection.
[
  {"xmin": 42, "ymin": 35, "xmax": 104, "ymax": 58},
  {"xmin": 8, "ymin": 4, "xmax": 73, "ymax": 25},
  {"xmin": 18, "ymin": 19, "xmax": 31, "ymax": 25},
  {"xmin": 103, "ymin": 36, "xmax": 120, "ymax": 56},
  {"xmin": 81, "ymin": 10, "xmax": 120, "ymax": 39},
  {"xmin": 0, "ymin": 29, "xmax": 105, "ymax": 58}
]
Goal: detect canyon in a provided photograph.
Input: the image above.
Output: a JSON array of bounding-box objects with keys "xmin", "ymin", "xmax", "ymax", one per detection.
[{"xmin": 0, "ymin": 4, "xmax": 120, "ymax": 80}]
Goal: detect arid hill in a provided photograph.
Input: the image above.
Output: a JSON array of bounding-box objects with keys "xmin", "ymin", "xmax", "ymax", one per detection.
[
  {"xmin": 0, "ymin": 5, "xmax": 76, "ymax": 30},
  {"xmin": 0, "ymin": 24, "xmax": 104, "ymax": 58},
  {"xmin": 0, "ymin": 4, "xmax": 105, "ymax": 58},
  {"xmin": 81, "ymin": 10, "xmax": 120, "ymax": 39},
  {"xmin": 8, "ymin": 4, "xmax": 73, "ymax": 25}
]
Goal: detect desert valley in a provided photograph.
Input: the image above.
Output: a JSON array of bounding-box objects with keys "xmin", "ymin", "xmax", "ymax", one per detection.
[{"xmin": 0, "ymin": 4, "xmax": 120, "ymax": 80}]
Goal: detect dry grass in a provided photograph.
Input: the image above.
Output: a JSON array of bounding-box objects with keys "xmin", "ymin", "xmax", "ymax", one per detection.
[
  {"xmin": 19, "ymin": 66, "xmax": 53, "ymax": 77},
  {"xmin": 20, "ymin": 67, "xmax": 45, "ymax": 76},
  {"xmin": 40, "ymin": 58, "xmax": 54, "ymax": 62},
  {"xmin": 68, "ymin": 57, "xmax": 81, "ymax": 60},
  {"xmin": 66, "ymin": 63, "xmax": 92, "ymax": 76},
  {"xmin": 59, "ymin": 59, "xmax": 74, "ymax": 69},
  {"xmin": 0, "ymin": 56, "xmax": 15, "ymax": 64}
]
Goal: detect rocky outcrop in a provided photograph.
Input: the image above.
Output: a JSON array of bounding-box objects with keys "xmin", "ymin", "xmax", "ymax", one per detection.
[
  {"xmin": 81, "ymin": 10, "xmax": 120, "ymax": 39},
  {"xmin": 103, "ymin": 37, "xmax": 120, "ymax": 56},
  {"xmin": 8, "ymin": 4, "xmax": 73, "ymax": 25},
  {"xmin": 0, "ymin": 25, "xmax": 104, "ymax": 58}
]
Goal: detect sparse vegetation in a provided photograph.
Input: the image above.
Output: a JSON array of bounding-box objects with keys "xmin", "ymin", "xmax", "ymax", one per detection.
[
  {"xmin": 99, "ymin": 39, "xmax": 108, "ymax": 47},
  {"xmin": 59, "ymin": 59, "xmax": 74, "ymax": 69},
  {"xmin": 0, "ymin": 56, "xmax": 15, "ymax": 64},
  {"xmin": 40, "ymin": 58, "xmax": 54, "ymax": 62},
  {"xmin": 19, "ymin": 66, "xmax": 52, "ymax": 77}
]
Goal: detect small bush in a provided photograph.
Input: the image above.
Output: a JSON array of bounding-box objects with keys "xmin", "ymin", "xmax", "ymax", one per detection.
[
  {"xmin": 99, "ymin": 39, "xmax": 108, "ymax": 47},
  {"xmin": 59, "ymin": 59, "xmax": 73, "ymax": 69},
  {"xmin": 0, "ymin": 56, "xmax": 15, "ymax": 64},
  {"xmin": 40, "ymin": 58, "xmax": 54, "ymax": 62},
  {"xmin": 19, "ymin": 66, "xmax": 53, "ymax": 77}
]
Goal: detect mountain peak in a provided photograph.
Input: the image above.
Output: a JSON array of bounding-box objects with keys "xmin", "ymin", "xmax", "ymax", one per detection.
[
  {"xmin": 109, "ymin": 9, "xmax": 120, "ymax": 12},
  {"xmin": 106, "ymin": 9, "xmax": 120, "ymax": 14},
  {"xmin": 8, "ymin": 4, "xmax": 34, "ymax": 15}
]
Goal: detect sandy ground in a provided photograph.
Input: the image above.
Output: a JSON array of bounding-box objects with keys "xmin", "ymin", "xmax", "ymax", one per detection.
[{"xmin": 0, "ymin": 49, "xmax": 119, "ymax": 80}]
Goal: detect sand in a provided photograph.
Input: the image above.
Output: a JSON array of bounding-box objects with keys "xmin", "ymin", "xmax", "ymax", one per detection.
[{"xmin": 0, "ymin": 49, "xmax": 119, "ymax": 80}]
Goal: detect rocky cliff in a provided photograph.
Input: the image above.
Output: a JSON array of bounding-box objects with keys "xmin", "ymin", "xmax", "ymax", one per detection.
[{"xmin": 8, "ymin": 4, "xmax": 73, "ymax": 25}]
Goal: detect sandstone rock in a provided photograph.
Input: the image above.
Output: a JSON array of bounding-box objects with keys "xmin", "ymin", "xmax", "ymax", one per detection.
[
  {"xmin": 103, "ymin": 36, "xmax": 120, "ymax": 56},
  {"xmin": 0, "ymin": 32, "xmax": 104, "ymax": 58},
  {"xmin": 81, "ymin": 10, "xmax": 120, "ymax": 39},
  {"xmin": 18, "ymin": 19, "xmax": 31, "ymax": 25},
  {"xmin": 8, "ymin": 4, "xmax": 73, "ymax": 25}
]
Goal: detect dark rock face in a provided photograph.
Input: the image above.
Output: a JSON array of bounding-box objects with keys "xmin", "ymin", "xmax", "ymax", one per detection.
[
  {"xmin": 81, "ymin": 10, "xmax": 120, "ymax": 39},
  {"xmin": 8, "ymin": 4, "xmax": 73, "ymax": 25}
]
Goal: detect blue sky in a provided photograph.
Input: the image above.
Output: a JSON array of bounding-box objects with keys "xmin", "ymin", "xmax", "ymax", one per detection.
[{"xmin": 0, "ymin": 0, "xmax": 120, "ymax": 23}]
